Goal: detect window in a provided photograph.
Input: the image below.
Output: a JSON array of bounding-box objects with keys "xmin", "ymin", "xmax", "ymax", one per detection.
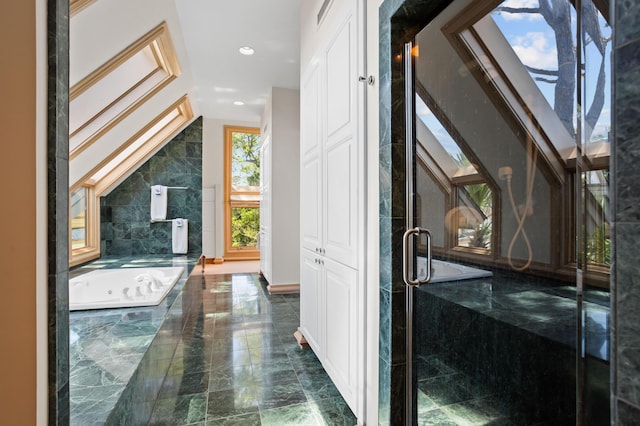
[
  {"xmin": 69, "ymin": 185, "xmax": 98, "ymax": 266},
  {"xmin": 455, "ymin": 183, "xmax": 493, "ymax": 250},
  {"xmin": 70, "ymin": 186, "xmax": 88, "ymax": 250},
  {"xmin": 224, "ymin": 126, "xmax": 261, "ymax": 260},
  {"xmin": 415, "ymin": 84, "xmax": 497, "ymax": 256},
  {"xmin": 584, "ymin": 170, "xmax": 610, "ymax": 267}
]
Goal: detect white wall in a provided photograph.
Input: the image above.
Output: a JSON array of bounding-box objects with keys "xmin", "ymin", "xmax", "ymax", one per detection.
[
  {"xmin": 300, "ymin": 0, "xmax": 324, "ymax": 71},
  {"xmin": 270, "ymin": 87, "xmax": 301, "ymax": 285},
  {"xmin": 202, "ymin": 118, "xmax": 260, "ymax": 258}
]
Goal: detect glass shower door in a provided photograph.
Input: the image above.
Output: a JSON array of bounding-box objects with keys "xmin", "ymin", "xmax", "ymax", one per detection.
[{"xmin": 403, "ymin": 0, "xmax": 611, "ymax": 424}]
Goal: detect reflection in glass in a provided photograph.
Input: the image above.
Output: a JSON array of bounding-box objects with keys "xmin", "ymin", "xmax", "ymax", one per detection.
[
  {"xmin": 416, "ymin": 94, "xmax": 466, "ymax": 166},
  {"xmin": 581, "ymin": 0, "xmax": 612, "ymax": 146},
  {"xmin": 492, "ymin": 0, "xmax": 578, "ymax": 135},
  {"xmin": 491, "ymin": 0, "xmax": 611, "ymax": 144},
  {"xmin": 584, "ymin": 170, "xmax": 610, "ymax": 266},
  {"xmin": 414, "ymin": 89, "xmax": 494, "ymax": 255},
  {"xmin": 408, "ymin": 0, "xmax": 611, "ymax": 423},
  {"xmin": 456, "ymin": 183, "xmax": 492, "ymax": 250}
]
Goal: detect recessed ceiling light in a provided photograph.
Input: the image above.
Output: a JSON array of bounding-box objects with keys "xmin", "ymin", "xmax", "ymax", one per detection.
[
  {"xmin": 239, "ymin": 46, "xmax": 255, "ymax": 56},
  {"xmin": 233, "ymin": 101, "xmax": 245, "ymax": 106}
]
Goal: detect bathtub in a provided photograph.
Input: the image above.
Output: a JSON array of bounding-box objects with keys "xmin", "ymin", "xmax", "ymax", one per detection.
[
  {"xmin": 417, "ymin": 257, "xmax": 492, "ymax": 283},
  {"xmin": 69, "ymin": 266, "xmax": 185, "ymax": 311}
]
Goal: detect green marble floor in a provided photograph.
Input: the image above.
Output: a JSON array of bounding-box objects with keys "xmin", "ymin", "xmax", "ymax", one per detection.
[{"xmin": 147, "ymin": 273, "xmax": 356, "ymax": 425}]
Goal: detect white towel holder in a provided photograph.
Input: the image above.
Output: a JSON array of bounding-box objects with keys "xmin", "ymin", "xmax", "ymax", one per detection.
[{"xmin": 150, "ymin": 186, "xmax": 189, "ymax": 190}]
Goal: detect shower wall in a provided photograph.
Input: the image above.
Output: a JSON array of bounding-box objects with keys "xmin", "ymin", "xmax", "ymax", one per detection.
[{"xmin": 100, "ymin": 117, "xmax": 203, "ymax": 256}]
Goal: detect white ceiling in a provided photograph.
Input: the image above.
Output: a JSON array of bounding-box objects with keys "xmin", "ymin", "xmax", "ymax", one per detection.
[{"xmin": 175, "ymin": 0, "xmax": 302, "ymax": 122}]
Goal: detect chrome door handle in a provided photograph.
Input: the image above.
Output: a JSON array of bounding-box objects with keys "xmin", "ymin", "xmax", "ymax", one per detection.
[{"xmin": 402, "ymin": 227, "xmax": 432, "ymax": 286}]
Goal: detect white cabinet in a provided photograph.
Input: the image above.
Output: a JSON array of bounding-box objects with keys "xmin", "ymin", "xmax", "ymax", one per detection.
[
  {"xmin": 259, "ymin": 88, "xmax": 300, "ymax": 290},
  {"xmin": 321, "ymin": 256, "xmax": 358, "ymax": 409},
  {"xmin": 300, "ymin": 250, "xmax": 358, "ymax": 409},
  {"xmin": 301, "ymin": 16, "xmax": 359, "ymax": 270},
  {"xmin": 299, "ymin": 0, "xmax": 364, "ymax": 418}
]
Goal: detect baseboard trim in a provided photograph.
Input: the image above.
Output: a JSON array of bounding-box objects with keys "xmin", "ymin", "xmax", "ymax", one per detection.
[
  {"xmin": 204, "ymin": 257, "xmax": 224, "ymax": 264},
  {"xmin": 266, "ymin": 283, "xmax": 300, "ymax": 294}
]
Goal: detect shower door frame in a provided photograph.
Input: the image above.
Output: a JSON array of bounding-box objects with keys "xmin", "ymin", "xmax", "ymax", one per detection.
[{"xmin": 379, "ymin": 0, "xmax": 611, "ymax": 424}]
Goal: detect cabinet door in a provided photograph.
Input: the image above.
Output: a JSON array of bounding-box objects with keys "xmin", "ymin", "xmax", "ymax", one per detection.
[
  {"xmin": 324, "ymin": 135, "xmax": 357, "ymax": 268},
  {"xmin": 301, "ymin": 61, "xmax": 321, "ymax": 159},
  {"xmin": 323, "ymin": 15, "xmax": 358, "ymax": 268},
  {"xmin": 300, "ymin": 249, "xmax": 324, "ymax": 356},
  {"xmin": 301, "ymin": 152, "xmax": 322, "ymax": 253},
  {"xmin": 301, "ymin": 61, "xmax": 323, "ymax": 253},
  {"xmin": 323, "ymin": 257, "xmax": 357, "ymax": 411}
]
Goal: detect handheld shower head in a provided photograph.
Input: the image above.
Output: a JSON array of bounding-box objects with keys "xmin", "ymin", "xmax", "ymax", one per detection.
[{"xmin": 498, "ymin": 166, "xmax": 513, "ymax": 181}]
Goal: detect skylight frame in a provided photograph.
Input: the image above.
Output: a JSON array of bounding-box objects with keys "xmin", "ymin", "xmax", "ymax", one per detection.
[
  {"xmin": 69, "ymin": 21, "xmax": 181, "ymax": 161},
  {"xmin": 442, "ymin": 1, "xmax": 574, "ymax": 185},
  {"xmin": 443, "ymin": 0, "xmax": 611, "ymax": 177},
  {"xmin": 78, "ymin": 95, "xmax": 194, "ymax": 195},
  {"xmin": 70, "ymin": 0, "xmax": 96, "ymax": 17}
]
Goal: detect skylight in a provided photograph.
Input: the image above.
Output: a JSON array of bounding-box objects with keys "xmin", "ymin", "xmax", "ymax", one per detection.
[
  {"xmin": 69, "ymin": 22, "xmax": 181, "ymax": 160},
  {"xmin": 88, "ymin": 96, "xmax": 193, "ymax": 196},
  {"xmin": 89, "ymin": 110, "xmax": 180, "ymax": 184}
]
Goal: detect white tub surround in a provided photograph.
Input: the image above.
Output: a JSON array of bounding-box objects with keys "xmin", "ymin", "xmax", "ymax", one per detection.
[{"xmin": 69, "ymin": 266, "xmax": 185, "ymax": 310}]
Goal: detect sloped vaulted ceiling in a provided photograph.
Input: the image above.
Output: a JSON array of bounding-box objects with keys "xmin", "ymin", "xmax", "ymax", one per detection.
[
  {"xmin": 69, "ymin": 0, "xmax": 301, "ymax": 187},
  {"xmin": 69, "ymin": 0, "xmax": 197, "ymax": 186}
]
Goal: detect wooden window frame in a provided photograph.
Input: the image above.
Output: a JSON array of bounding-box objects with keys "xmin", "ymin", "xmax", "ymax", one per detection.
[
  {"xmin": 223, "ymin": 125, "xmax": 261, "ymax": 260},
  {"xmin": 415, "ymin": 82, "xmax": 501, "ymax": 261},
  {"xmin": 70, "ymin": 0, "xmax": 96, "ymax": 16},
  {"xmin": 69, "ymin": 185, "xmax": 100, "ymax": 267}
]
